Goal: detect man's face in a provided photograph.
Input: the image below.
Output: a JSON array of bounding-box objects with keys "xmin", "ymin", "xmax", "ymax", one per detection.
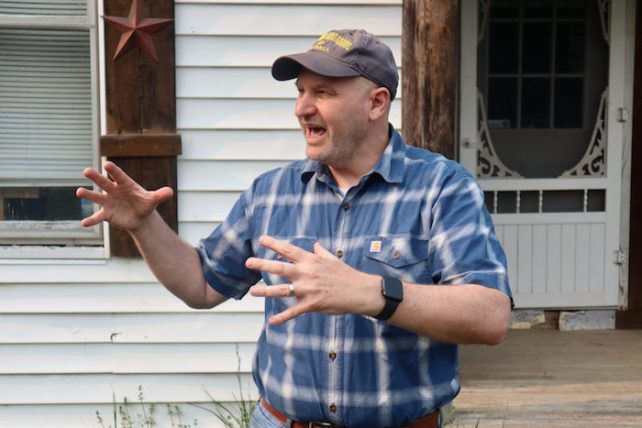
[{"xmin": 294, "ymin": 71, "xmax": 375, "ymax": 169}]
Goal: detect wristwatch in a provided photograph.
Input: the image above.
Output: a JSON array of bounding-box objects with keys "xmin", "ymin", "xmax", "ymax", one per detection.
[{"xmin": 374, "ymin": 276, "xmax": 404, "ymax": 321}]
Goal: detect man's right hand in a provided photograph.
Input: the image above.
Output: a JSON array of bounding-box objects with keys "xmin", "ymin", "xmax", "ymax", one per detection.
[{"xmin": 76, "ymin": 161, "xmax": 174, "ymax": 232}]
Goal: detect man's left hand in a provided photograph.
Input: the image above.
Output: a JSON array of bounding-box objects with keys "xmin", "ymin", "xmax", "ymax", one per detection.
[{"xmin": 245, "ymin": 235, "xmax": 381, "ymax": 325}]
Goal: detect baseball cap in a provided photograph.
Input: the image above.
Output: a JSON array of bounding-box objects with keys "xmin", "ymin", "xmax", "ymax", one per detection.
[{"xmin": 271, "ymin": 29, "xmax": 399, "ymax": 100}]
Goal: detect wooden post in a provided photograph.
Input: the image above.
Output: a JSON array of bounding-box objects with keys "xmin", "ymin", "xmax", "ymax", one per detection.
[
  {"xmin": 616, "ymin": 0, "xmax": 642, "ymax": 328},
  {"xmin": 402, "ymin": 0, "xmax": 458, "ymax": 159},
  {"xmin": 101, "ymin": 0, "xmax": 180, "ymax": 257}
]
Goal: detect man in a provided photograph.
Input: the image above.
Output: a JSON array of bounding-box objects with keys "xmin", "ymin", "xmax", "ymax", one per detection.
[{"xmin": 78, "ymin": 29, "xmax": 512, "ymax": 428}]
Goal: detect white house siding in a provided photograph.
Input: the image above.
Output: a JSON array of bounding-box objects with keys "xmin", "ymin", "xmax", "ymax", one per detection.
[
  {"xmin": 0, "ymin": 1, "xmax": 402, "ymax": 426},
  {"xmin": 175, "ymin": 1, "xmax": 403, "ymax": 245}
]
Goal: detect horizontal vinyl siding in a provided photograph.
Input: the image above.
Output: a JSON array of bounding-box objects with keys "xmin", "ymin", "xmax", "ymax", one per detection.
[
  {"xmin": 174, "ymin": 3, "xmax": 401, "ymax": 36},
  {"xmin": 0, "ymin": 313, "xmax": 262, "ymax": 343},
  {"xmin": 0, "ymin": 343, "xmax": 258, "ymax": 374},
  {"xmin": 175, "ymin": 1, "xmax": 403, "ymax": 249},
  {"xmin": 0, "ymin": 282, "xmax": 263, "ymax": 313},
  {"xmin": 2, "ymin": 1, "xmax": 402, "ymax": 425}
]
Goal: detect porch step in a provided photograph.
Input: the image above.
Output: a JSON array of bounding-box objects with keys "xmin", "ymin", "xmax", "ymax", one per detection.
[
  {"xmin": 510, "ymin": 309, "xmax": 615, "ymax": 330},
  {"xmin": 449, "ymin": 329, "xmax": 642, "ymax": 427}
]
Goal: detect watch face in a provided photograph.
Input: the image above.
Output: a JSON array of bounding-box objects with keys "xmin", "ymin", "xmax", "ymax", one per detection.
[{"xmin": 383, "ymin": 277, "xmax": 403, "ymax": 301}]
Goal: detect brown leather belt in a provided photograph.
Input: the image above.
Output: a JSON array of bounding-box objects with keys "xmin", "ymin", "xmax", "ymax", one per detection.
[{"xmin": 261, "ymin": 399, "xmax": 439, "ymax": 428}]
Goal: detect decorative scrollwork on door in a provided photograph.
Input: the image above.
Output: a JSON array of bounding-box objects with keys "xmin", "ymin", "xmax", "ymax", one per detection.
[
  {"xmin": 477, "ymin": 91, "xmax": 523, "ymax": 178},
  {"xmin": 559, "ymin": 88, "xmax": 607, "ymax": 177}
]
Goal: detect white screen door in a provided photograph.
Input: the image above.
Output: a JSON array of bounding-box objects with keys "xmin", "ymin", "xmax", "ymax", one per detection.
[{"xmin": 459, "ymin": 0, "xmax": 630, "ymax": 308}]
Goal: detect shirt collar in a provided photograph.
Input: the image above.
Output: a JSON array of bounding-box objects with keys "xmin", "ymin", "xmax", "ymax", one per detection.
[{"xmin": 300, "ymin": 125, "xmax": 406, "ymax": 184}]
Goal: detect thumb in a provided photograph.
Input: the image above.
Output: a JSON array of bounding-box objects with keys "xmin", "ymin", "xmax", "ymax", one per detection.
[{"xmin": 153, "ymin": 186, "xmax": 174, "ymax": 205}]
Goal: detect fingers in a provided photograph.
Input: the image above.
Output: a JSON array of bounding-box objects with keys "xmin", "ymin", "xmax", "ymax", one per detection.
[
  {"xmin": 76, "ymin": 187, "xmax": 105, "ymax": 205},
  {"xmin": 83, "ymin": 167, "xmax": 115, "ymax": 191},
  {"xmin": 250, "ymin": 283, "xmax": 295, "ymax": 299},
  {"xmin": 249, "ymin": 284, "xmax": 307, "ymax": 326},
  {"xmin": 246, "ymin": 257, "xmax": 296, "ymax": 279},
  {"xmin": 268, "ymin": 305, "xmax": 307, "ymax": 326},
  {"xmin": 80, "ymin": 209, "xmax": 105, "ymax": 228},
  {"xmin": 258, "ymin": 235, "xmax": 307, "ymax": 262},
  {"xmin": 103, "ymin": 161, "xmax": 133, "ymax": 185}
]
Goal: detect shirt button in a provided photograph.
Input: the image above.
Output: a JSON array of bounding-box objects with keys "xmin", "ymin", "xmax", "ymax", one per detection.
[
  {"xmin": 392, "ymin": 251, "xmax": 401, "ymax": 260},
  {"xmin": 329, "ymin": 403, "xmax": 337, "ymax": 413},
  {"xmin": 342, "ymin": 203, "xmax": 350, "ymax": 211},
  {"xmin": 336, "ymin": 249, "xmax": 344, "ymax": 258},
  {"xmin": 329, "ymin": 351, "xmax": 337, "ymax": 361}
]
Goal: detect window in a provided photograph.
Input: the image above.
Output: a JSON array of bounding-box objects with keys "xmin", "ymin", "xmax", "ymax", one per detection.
[
  {"xmin": 478, "ymin": 0, "xmax": 608, "ymax": 177},
  {"xmin": 486, "ymin": 0, "xmax": 587, "ymax": 130},
  {"xmin": 0, "ymin": 0, "xmax": 101, "ymax": 250}
]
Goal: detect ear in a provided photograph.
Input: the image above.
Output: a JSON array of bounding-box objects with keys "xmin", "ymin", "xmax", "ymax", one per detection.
[{"xmin": 368, "ymin": 87, "xmax": 390, "ymax": 121}]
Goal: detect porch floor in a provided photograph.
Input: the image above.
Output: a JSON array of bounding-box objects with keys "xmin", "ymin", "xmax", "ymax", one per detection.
[{"xmin": 448, "ymin": 329, "xmax": 642, "ymax": 427}]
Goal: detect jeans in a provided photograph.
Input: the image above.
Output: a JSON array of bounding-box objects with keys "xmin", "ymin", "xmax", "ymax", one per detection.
[{"xmin": 249, "ymin": 399, "xmax": 289, "ymax": 428}]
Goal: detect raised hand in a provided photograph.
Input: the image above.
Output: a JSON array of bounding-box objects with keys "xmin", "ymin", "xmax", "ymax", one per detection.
[
  {"xmin": 76, "ymin": 161, "xmax": 174, "ymax": 232},
  {"xmin": 245, "ymin": 235, "xmax": 381, "ymax": 325}
]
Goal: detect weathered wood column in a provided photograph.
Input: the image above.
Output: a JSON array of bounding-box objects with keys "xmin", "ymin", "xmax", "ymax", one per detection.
[
  {"xmin": 402, "ymin": 0, "xmax": 458, "ymax": 159},
  {"xmin": 616, "ymin": 0, "xmax": 642, "ymax": 328},
  {"xmin": 101, "ymin": 0, "xmax": 180, "ymax": 257}
]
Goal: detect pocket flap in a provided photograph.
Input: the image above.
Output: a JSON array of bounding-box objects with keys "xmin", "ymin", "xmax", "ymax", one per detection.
[{"xmin": 363, "ymin": 236, "xmax": 430, "ymax": 268}]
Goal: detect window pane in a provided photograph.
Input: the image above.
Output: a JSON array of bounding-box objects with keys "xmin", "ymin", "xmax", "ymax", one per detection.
[
  {"xmin": 489, "ymin": 0, "xmax": 519, "ymax": 18},
  {"xmin": 519, "ymin": 191, "xmax": 540, "ymax": 213},
  {"xmin": 0, "ymin": 0, "xmax": 87, "ymax": 15},
  {"xmin": 489, "ymin": 22, "xmax": 519, "ymax": 73},
  {"xmin": 522, "ymin": 22, "xmax": 552, "ymax": 73},
  {"xmin": 524, "ymin": 0, "xmax": 554, "ymax": 18},
  {"xmin": 1, "ymin": 187, "xmax": 90, "ymax": 221},
  {"xmin": 483, "ymin": 191, "xmax": 496, "ymax": 213},
  {"xmin": 587, "ymin": 189, "xmax": 606, "ymax": 212},
  {"xmin": 542, "ymin": 190, "xmax": 583, "ymax": 212},
  {"xmin": 0, "ymin": 28, "xmax": 92, "ymax": 185},
  {"xmin": 488, "ymin": 78, "xmax": 517, "ymax": 129},
  {"xmin": 556, "ymin": 22, "xmax": 585, "ymax": 73},
  {"xmin": 557, "ymin": 0, "xmax": 585, "ymax": 19},
  {"xmin": 496, "ymin": 191, "xmax": 517, "ymax": 214},
  {"xmin": 521, "ymin": 78, "xmax": 550, "ymax": 128},
  {"xmin": 554, "ymin": 78, "xmax": 583, "ymax": 128}
]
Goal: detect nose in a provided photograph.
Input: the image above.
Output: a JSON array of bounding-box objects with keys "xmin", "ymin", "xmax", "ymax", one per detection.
[{"xmin": 294, "ymin": 91, "xmax": 316, "ymax": 119}]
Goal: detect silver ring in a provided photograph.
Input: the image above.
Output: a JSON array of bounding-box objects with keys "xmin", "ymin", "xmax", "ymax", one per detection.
[{"xmin": 288, "ymin": 283, "xmax": 296, "ymax": 297}]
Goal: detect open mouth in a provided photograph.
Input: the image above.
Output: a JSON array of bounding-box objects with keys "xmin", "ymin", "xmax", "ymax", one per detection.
[{"xmin": 306, "ymin": 125, "xmax": 327, "ymax": 140}]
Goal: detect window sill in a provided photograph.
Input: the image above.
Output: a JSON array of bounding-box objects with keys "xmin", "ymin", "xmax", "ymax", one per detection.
[{"xmin": 0, "ymin": 245, "xmax": 106, "ymax": 261}]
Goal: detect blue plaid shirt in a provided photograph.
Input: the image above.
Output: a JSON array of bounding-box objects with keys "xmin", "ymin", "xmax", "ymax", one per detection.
[{"xmin": 197, "ymin": 128, "xmax": 511, "ymax": 427}]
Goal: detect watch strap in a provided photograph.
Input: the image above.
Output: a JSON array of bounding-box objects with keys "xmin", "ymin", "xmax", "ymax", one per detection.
[{"xmin": 374, "ymin": 276, "xmax": 403, "ymax": 321}]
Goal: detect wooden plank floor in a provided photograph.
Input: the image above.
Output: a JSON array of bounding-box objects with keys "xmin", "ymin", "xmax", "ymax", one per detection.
[{"xmin": 448, "ymin": 329, "xmax": 642, "ymax": 427}]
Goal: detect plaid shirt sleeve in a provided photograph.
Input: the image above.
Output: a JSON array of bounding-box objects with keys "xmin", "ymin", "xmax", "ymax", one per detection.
[
  {"xmin": 428, "ymin": 166, "xmax": 511, "ymax": 297},
  {"xmin": 196, "ymin": 186, "xmax": 261, "ymax": 300}
]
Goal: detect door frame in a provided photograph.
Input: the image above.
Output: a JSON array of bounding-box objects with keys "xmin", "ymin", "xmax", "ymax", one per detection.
[{"xmin": 459, "ymin": 0, "xmax": 634, "ymax": 308}]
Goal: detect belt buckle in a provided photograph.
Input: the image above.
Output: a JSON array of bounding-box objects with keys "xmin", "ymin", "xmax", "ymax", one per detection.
[{"xmin": 308, "ymin": 423, "xmax": 333, "ymax": 428}]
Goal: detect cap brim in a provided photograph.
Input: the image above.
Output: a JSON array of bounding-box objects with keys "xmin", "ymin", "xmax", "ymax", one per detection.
[{"xmin": 271, "ymin": 51, "xmax": 361, "ymax": 81}]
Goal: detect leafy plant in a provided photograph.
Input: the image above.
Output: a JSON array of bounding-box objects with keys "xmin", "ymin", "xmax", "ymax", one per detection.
[
  {"xmin": 96, "ymin": 347, "xmax": 255, "ymax": 428},
  {"xmin": 96, "ymin": 386, "xmax": 195, "ymax": 428},
  {"xmin": 188, "ymin": 346, "xmax": 257, "ymax": 428}
]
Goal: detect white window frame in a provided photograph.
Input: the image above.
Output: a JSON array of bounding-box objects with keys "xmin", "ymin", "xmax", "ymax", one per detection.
[{"xmin": 0, "ymin": 0, "xmax": 105, "ymax": 259}]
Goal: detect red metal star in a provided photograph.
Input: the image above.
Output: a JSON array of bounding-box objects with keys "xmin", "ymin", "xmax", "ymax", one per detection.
[{"xmin": 103, "ymin": 0, "xmax": 174, "ymax": 63}]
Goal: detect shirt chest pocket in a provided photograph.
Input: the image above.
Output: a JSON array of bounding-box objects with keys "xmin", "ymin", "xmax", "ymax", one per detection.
[{"xmin": 359, "ymin": 236, "xmax": 432, "ymax": 282}]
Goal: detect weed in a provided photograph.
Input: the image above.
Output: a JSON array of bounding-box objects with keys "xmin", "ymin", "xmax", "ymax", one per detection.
[
  {"xmin": 96, "ymin": 386, "xmax": 193, "ymax": 428},
  {"xmin": 96, "ymin": 348, "xmax": 255, "ymax": 428},
  {"xmin": 188, "ymin": 346, "xmax": 257, "ymax": 428}
]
